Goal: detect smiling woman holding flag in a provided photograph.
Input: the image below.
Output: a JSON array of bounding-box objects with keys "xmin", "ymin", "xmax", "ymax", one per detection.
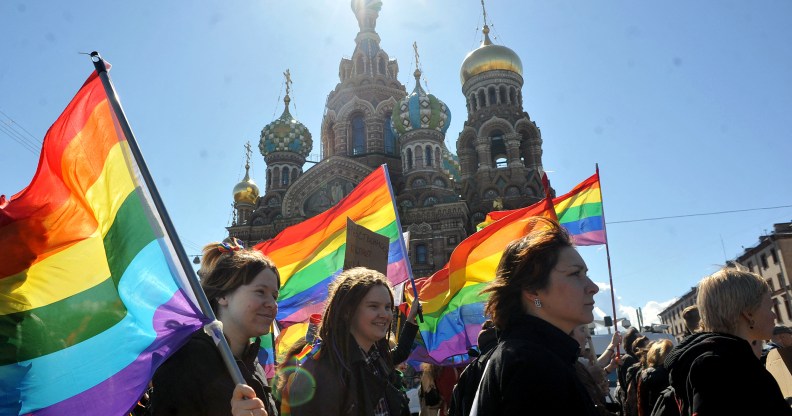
[
  {"xmin": 471, "ymin": 217, "xmax": 601, "ymax": 416},
  {"xmin": 150, "ymin": 240, "xmax": 280, "ymax": 416}
]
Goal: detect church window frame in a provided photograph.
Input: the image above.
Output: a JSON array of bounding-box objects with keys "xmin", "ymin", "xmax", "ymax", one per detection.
[
  {"xmin": 350, "ymin": 113, "xmax": 366, "ymax": 155},
  {"xmin": 416, "ymin": 244, "xmax": 428, "ymax": 264}
]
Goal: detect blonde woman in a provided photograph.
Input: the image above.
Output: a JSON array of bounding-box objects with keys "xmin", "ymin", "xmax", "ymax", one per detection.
[{"xmin": 664, "ymin": 267, "xmax": 791, "ymax": 415}]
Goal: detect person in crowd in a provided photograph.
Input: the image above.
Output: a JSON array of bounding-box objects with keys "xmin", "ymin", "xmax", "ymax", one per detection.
[
  {"xmin": 472, "ymin": 217, "xmax": 601, "ymax": 415},
  {"xmin": 636, "ymin": 339, "xmax": 672, "ymax": 416},
  {"xmin": 287, "ymin": 267, "xmax": 410, "ymax": 416},
  {"xmin": 664, "ymin": 267, "xmax": 792, "ymax": 415},
  {"xmin": 623, "ymin": 336, "xmax": 651, "ymax": 416},
  {"xmin": 761, "ymin": 325, "xmax": 792, "ymax": 364},
  {"xmin": 616, "ymin": 327, "xmax": 641, "ymax": 405},
  {"xmin": 571, "ymin": 325, "xmax": 619, "ymax": 416},
  {"xmin": 681, "ymin": 305, "xmax": 701, "ymax": 338},
  {"xmin": 150, "ymin": 240, "xmax": 279, "ymax": 416},
  {"xmin": 448, "ymin": 321, "xmax": 498, "ymax": 416},
  {"xmin": 419, "ymin": 363, "xmax": 444, "ymax": 416}
]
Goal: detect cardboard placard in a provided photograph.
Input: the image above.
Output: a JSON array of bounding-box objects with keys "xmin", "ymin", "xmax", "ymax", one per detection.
[{"xmin": 344, "ymin": 218, "xmax": 389, "ymax": 274}]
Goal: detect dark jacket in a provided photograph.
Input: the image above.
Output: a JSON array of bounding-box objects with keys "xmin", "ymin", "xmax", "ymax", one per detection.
[
  {"xmin": 638, "ymin": 365, "xmax": 668, "ymax": 416},
  {"xmin": 150, "ymin": 331, "xmax": 278, "ymax": 416},
  {"xmin": 474, "ymin": 314, "xmax": 599, "ymax": 416},
  {"xmin": 664, "ymin": 332, "xmax": 792, "ymax": 416},
  {"xmin": 288, "ymin": 336, "xmax": 409, "ymax": 416}
]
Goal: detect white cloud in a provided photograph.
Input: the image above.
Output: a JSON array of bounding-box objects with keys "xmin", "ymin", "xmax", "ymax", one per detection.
[{"xmin": 591, "ymin": 280, "xmax": 677, "ymax": 333}]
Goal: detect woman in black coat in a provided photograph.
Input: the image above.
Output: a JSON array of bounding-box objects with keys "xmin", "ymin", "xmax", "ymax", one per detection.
[
  {"xmin": 664, "ymin": 267, "xmax": 792, "ymax": 415},
  {"xmin": 472, "ymin": 218, "xmax": 601, "ymax": 415}
]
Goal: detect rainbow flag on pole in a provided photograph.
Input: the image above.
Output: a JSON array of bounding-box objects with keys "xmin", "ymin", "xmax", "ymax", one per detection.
[
  {"xmin": 254, "ymin": 165, "xmax": 409, "ymax": 338},
  {"xmin": 0, "ymin": 71, "xmax": 208, "ymax": 414},
  {"xmin": 480, "ymin": 172, "xmax": 606, "ymax": 246},
  {"xmin": 553, "ymin": 173, "xmax": 605, "ymax": 246},
  {"xmin": 408, "ymin": 198, "xmax": 557, "ymax": 364}
]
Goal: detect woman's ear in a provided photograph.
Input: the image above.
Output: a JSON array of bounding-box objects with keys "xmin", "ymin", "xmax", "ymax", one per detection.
[{"xmin": 217, "ymin": 296, "xmax": 229, "ymax": 307}]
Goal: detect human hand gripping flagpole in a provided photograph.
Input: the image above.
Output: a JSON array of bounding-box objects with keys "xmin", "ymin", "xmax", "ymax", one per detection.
[{"xmin": 90, "ymin": 53, "xmax": 249, "ymax": 389}]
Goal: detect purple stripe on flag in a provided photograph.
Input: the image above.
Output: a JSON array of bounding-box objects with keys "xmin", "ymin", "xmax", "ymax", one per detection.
[
  {"xmin": 571, "ymin": 230, "xmax": 607, "ymax": 246},
  {"xmin": 34, "ymin": 289, "xmax": 206, "ymax": 416}
]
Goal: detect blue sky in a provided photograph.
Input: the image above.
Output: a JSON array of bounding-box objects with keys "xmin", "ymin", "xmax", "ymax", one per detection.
[{"xmin": 2, "ymin": 0, "xmax": 791, "ymax": 327}]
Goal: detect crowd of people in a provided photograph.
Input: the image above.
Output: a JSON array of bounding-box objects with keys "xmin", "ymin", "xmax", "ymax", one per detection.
[{"xmin": 139, "ymin": 218, "xmax": 792, "ymax": 415}]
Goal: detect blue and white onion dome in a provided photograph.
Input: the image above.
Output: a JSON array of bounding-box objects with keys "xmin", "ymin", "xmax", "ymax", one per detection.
[
  {"xmin": 391, "ymin": 69, "xmax": 451, "ymax": 139},
  {"xmin": 259, "ymin": 95, "xmax": 313, "ymax": 158}
]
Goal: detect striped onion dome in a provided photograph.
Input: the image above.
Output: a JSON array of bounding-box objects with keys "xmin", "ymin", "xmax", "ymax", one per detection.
[{"xmin": 391, "ymin": 69, "xmax": 451, "ymax": 139}]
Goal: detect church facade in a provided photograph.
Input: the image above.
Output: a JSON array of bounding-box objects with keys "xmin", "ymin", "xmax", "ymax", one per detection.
[{"xmin": 227, "ymin": 0, "xmax": 548, "ymax": 278}]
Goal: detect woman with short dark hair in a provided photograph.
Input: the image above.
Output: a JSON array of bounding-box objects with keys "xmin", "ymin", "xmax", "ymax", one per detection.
[{"xmin": 473, "ymin": 217, "xmax": 600, "ymax": 415}]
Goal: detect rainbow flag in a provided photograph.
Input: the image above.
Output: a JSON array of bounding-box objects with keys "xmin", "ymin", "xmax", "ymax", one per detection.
[
  {"xmin": 553, "ymin": 172, "xmax": 605, "ymax": 246},
  {"xmin": 408, "ymin": 198, "xmax": 556, "ymax": 363},
  {"xmin": 479, "ymin": 172, "xmax": 606, "ymax": 246},
  {"xmin": 0, "ymin": 71, "xmax": 208, "ymax": 414},
  {"xmin": 254, "ymin": 165, "xmax": 409, "ymax": 340}
]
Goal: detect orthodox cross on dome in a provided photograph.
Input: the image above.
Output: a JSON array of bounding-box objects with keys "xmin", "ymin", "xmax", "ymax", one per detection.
[
  {"xmin": 244, "ymin": 141, "xmax": 252, "ymax": 170},
  {"xmin": 480, "ymin": 0, "xmax": 489, "ymax": 28},
  {"xmin": 479, "ymin": 0, "xmax": 493, "ymax": 45},
  {"xmin": 412, "ymin": 41, "xmax": 422, "ymax": 81},
  {"xmin": 283, "ymin": 69, "xmax": 292, "ymax": 97}
]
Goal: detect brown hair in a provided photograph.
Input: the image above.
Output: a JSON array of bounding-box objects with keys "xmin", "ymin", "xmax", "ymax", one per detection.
[
  {"xmin": 682, "ymin": 305, "xmax": 701, "ymax": 334},
  {"xmin": 319, "ymin": 267, "xmax": 395, "ymax": 373},
  {"xmin": 199, "ymin": 241, "xmax": 280, "ymax": 315},
  {"xmin": 481, "ymin": 217, "xmax": 573, "ymax": 330},
  {"xmin": 697, "ymin": 267, "xmax": 769, "ymax": 335},
  {"xmin": 646, "ymin": 339, "xmax": 673, "ymax": 368}
]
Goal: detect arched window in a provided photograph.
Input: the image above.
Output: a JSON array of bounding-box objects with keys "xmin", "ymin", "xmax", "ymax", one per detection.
[
  {"xmin": 351, "ymin": 114, "xmax": 366, "ymax": 155},
  {"xmin": 510, "ymin": 87, "xmax": 517, "ymax": 106},
  {"xmin": 273, "ymin": 167, "xmax": 280, "ymax": 187},
  {"xmin": 416, "ymin": 244, "xmax": 427, "ymax": 264},
  {"xmin": 490, "ymin": 130, "xmax": 507, "ymax": 168},
  {"xmin": 378, "ymin": 58, "xmax": 386, "ymax": 75},
  {"xmin": 416, "ymin": 145, "xmax": 423, "ymax": 167},
  {"xmin": 488, "ymin": 87, "xmax": 497, "ymax": 106},
  {"xmin": 266, "ymin": 168, "xmax": 272, "ymax": 190},
  {"xmin": 384, "ymin": 115, "xmax": 396, "ymax": 155},
  {"xmin": 425, "ymin": 146, "xmax": 433, "ymax": 167},
  {"xmin": 406, "ymin": 148, "xmax": 413, "ymax": 170},
  {"xmin": 281, "ymin": 167, "xmax": 290, "ymax": 186},
  {"xmin": 470, "ymin": 93, "xmax": 477, "ymax": 111},
  {"xmin": 356, "ymin": 55, "xmax": 365, "ymax": 75},
  {"xmin": 478, "ymin": 90, "xmax": 486, "ymax": 108},
  {"xmin": 435, "ymin": 146, "xmax": 441, "ymax": 166},
  {"xmin": 500, "ymin": 85, "xmax": 508, "ymax": 104}
]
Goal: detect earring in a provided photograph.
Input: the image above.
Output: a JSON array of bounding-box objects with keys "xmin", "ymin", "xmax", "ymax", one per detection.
[
  {"xmin": 534, "ymin": 298, "xmax": 542, "ymax": 308},
  {"xmin": 749, "ymin": 319, "xmax": 755, "ymax": 330}
]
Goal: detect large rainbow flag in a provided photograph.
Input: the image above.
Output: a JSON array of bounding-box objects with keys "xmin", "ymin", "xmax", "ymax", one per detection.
[
  {"xmin": 408, "ymin": 198, "xmax": 556, "ymax": 364},
  {"xmin": 254, "ymin": 165, "xmax": 410, "ymax": 343},
  {"xmin": 480, "ymin": 172, "xmax": 606, "ymax": 246},
  {"xmin": 0, "ymin": 71, "xmax": 208, "ymax": 414}
]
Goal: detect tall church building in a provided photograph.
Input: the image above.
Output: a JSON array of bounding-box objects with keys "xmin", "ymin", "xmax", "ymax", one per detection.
[{"xmin": 227, "ymin": 0, "xmax": 547, "ymax": 277}]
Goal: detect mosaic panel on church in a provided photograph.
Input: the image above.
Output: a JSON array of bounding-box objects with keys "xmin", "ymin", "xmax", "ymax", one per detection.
[{"xmin": 303, "ymin": 178, "xmax": 356, "ymax": 216}]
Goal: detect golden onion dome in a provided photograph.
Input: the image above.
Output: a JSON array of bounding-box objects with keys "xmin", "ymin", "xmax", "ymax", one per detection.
[
  {"xmin": 460, "ymin": 26, "xmax": 523, "ymax": 86},
  {"xmin": 233, "ymin": 164, "xmax": 259, "ymax": 205}
]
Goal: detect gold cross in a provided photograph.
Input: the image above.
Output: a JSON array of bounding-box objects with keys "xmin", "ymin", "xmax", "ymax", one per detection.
[
  {"xmin": 244, "ymin": 141, "xmax": 252, "ymax": 165},
  {"xmin": 283, "ymin": 69, "xmax": 292, "ymax": 96},
  {"xmin": 413, "ymin": 42, "xmax": 420, "ymax": 71}
]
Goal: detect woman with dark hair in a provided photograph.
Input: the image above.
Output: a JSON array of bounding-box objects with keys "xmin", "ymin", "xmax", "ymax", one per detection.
[
  {"xmin": 473, "ymin": 217, "xmax": 601, "ymax": 415},
  {"xmin": 287, "ymin": 267, "xmax": 410, "ymax": 416},
  {"xmin": 150, "ymin": 240, "xmax": 279, "ymax": 416},
  {"xmin": 664, "ymin": 267, "xmax": 792, "ymax": 415}
]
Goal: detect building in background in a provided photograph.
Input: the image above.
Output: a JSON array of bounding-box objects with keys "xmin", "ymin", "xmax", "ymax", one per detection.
[
  {"xmin": 658, "ymin": 287, "xmax": 697, "ymax": 342},
  {"xmin": 227, "ymin": 0, "xmax": 548, "ymax": 277},
  {"xmin": 736, "ymin": 221, "xmax": 792, "ymax": 326},
  {"xmin": 659, "ymin": 221, "xmax": 792, "ymax": 338}
]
